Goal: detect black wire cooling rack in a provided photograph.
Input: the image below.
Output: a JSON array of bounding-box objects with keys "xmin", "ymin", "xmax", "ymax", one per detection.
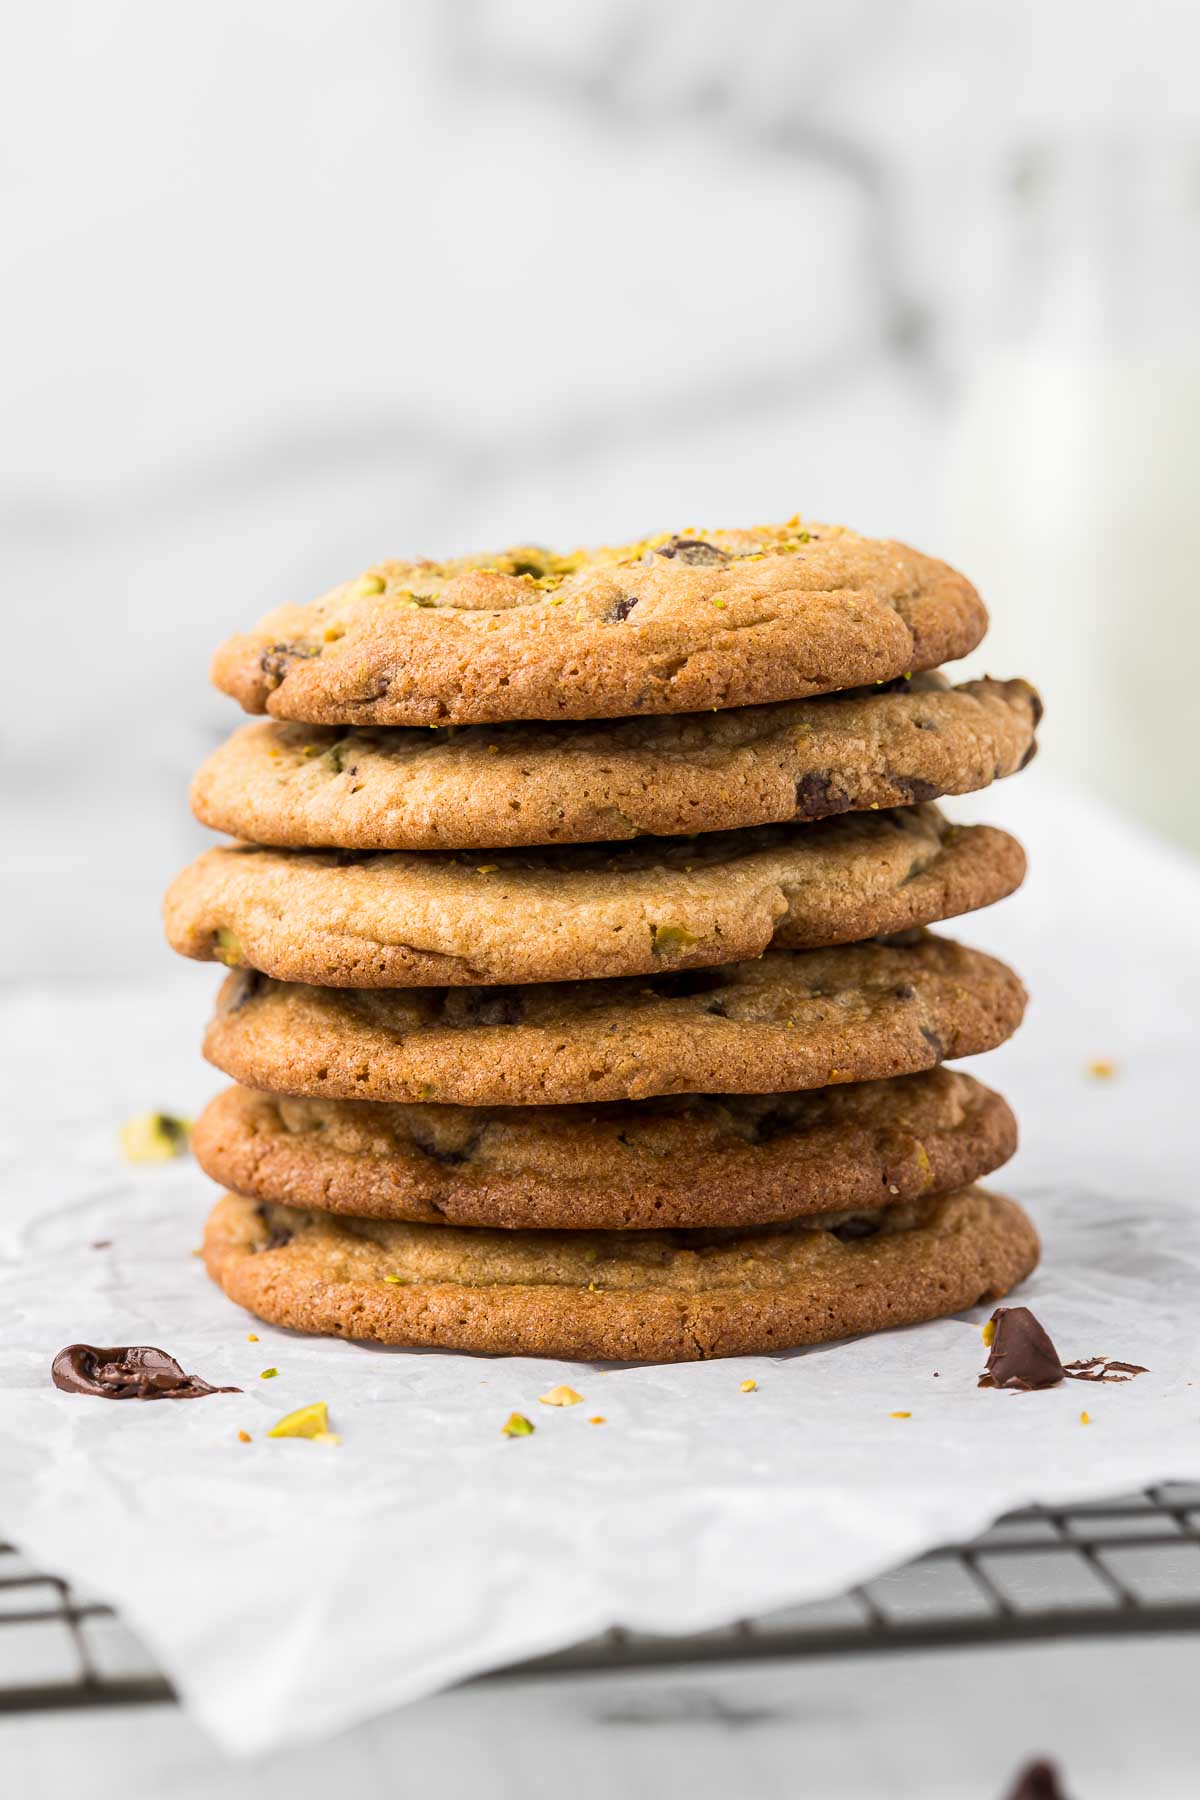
[{"xmin": 3, "ymin": 1485, "xmax": 1199, "ymax": 1712}]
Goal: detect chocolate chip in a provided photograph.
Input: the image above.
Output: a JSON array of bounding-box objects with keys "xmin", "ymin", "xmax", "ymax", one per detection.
[
  {"xmin": 653, "ymin": 537, "xmax": 728, "ymax": 567},
  {"xmin": 919, "ymin": 1025, "xmax": 945, "ymax": 1058},
  {"xmin": 831, "ymin": 1217, "xmax": 881, "ymax": 1242},
  {"xmin": 979, "ymin": 1306, "xmax": 1066, "ymax": 1391},
  {"xmin": 604, "ymin": 595, "xmax": 640, "ymax": 623},
  {"xmin": 893, "ymin": 775, "xmax": 941, "ymax": 803},
  {"xmin": 794, "ymin": 772, "xmax": 849, "ymax": 820},
  {"xmin": 1003, "ymin": 1759, "xmax": 1070, "ymax": 1800},
  {"xmin": 223, "ymin": 969, "xmax": 265, "ymax": 1012},
  {"xmin": 51, "ymin": 1345, "xmax": 239, "ymax": 1401},
  {"xmin": 893, "ymin": 983, "xmax": 917, "ymax": 1001},
  {"xmin": 255, "ymin": 1205, "xmax": 295, "ymax": 1252},
  {"xmin": 260, "ymin": 641, "xmax": 321, "ymax": 687}
]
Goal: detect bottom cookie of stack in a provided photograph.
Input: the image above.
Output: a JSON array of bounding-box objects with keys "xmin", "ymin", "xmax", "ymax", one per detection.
[{"xmin": 203, "ymin": 1186, "xmax": 1038, "ymax": 1363}]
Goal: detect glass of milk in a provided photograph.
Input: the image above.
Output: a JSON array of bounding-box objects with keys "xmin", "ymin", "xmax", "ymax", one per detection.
[{"xmin": 944, "ymin": 137, "xmax": 1200, "ymax": 853}]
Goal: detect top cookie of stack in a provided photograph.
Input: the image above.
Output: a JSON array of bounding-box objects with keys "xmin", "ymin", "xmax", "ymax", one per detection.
[{"xmin": 171, "ymin": 518, "xmax": 1042, "ymax": 1364}]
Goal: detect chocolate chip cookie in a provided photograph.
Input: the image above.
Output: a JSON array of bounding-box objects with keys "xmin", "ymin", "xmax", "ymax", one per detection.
[
  {"xmin": 190, "ymin": 674, "xmax": 1040, "ymax": 851},
  {"xmin": 210, "ymin": 520, "xmax": 987, "ymax": 726},
  {"xmin": 202, "ymin": 931, "xmax": 1027, "ymax": 1106},
  {"xmin": 165, "ymin": 806, "xmax": 1025, "ymax": 987},
  {"xmin": 202, "ymin": 1185, "xmax": 1039, "ymax": 1360},
  {"xmin": 191, "ymin": 1068, "xmax": 1017, "ymax": 1229}
]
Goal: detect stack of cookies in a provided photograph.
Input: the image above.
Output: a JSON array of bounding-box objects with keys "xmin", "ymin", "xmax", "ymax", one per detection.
[{"xmin": 165, "ymin": 520, "xmax": 1041, "ymax": 1362}]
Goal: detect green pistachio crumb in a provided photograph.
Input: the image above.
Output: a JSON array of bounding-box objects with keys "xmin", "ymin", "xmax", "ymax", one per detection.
[
  {"xmin": 501, "ymin": 1412, "xmax": 534, "ymax": 1438},
  {"xmin": 651, "ymin": 923, "xmax": 700, "ymax": 957},
  {"xmin": 214, "ymin": 927, "xmax": 243, "ymax": 967}
]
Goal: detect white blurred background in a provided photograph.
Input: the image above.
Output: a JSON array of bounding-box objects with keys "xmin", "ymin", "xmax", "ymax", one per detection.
[{"xmin": 3, "ymin": 0, "xmax": 1199, "ymax": 978}]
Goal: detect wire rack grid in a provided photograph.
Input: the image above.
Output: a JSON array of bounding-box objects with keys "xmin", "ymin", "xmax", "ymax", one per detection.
[{"xmin": 2, "ymin": 1485, "xmax": 1199, "ymax": 1714}]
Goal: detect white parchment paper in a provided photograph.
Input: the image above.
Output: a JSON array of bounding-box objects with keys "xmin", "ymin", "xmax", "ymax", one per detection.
[{"xmin": 3, "ymin": 775, "xmax": 1199, "ymax": 1755}]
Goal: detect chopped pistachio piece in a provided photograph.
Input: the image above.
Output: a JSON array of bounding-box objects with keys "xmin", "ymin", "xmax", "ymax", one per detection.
[
  {"xmin": 651, "ymin": 923, "xmax": 700, "ymax": 957},
  {"xmin": 539, "ymin": 1385, "xmax": 583, "ymax": 1407},
  {"xmin": 267, "ymin": 1402, "xmax": 329, "ymax": 1439},
  {"xmin": 214, "ymin": 927, "xmax": 243, "ymax": 967},
  {"xmin": 501, "ymin": 1412, "xmax": 534, "ymax": 1438},
  {"xmin": 259, "ymin": 1367, "xmax": 279, "ymax": 1380},
  {"xmin": 981, "ymin": 1319, "xmax": 997, "ymax": 1347},
  {"xmin": 350, "ymin": 574, "xmax": 385, "ymax": 598},
  {"xmin": 118, "ymin": 1111, "xmax": 193, "ymax": 1163},
  {"xmin": 740, "ymin": 1378, "xmax": 757, "ymax": 1393}
]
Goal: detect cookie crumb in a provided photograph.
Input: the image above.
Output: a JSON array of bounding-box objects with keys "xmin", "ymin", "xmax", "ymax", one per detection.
[
  {"xmin": 502, "ymin": 1412, "xmax": 534, "ymax": 1438},
  {"xmin": 1080, "ymin": 1411, "xmax": 1092, "ymax": 1425},
  {"xmin": 1086, "ymin": 1058, "xmax": 1117, "ymax": 1080},
  {"xmin": 237, "ymin": 1429, "xmax": 252, "ymax": 1443},
  {"xmin": 890, "ymin": 1411, "xmax": 913, "ymax": 1419}
]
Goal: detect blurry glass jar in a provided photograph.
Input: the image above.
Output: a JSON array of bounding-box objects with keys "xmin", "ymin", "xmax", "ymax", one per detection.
[{"xmin": 944, "ymin": 137, "xmax": 1200, "ymax": 852}]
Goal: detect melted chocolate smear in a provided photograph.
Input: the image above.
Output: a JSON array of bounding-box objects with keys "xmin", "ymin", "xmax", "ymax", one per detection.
[
  {"xmin": 980, "ymin": 1307, "xmax": 1149, "ymax": 1391},
  {"xmin": 1062, "ymin": 1356, "xmax": 1149, "ymax": 1384},
  {"xmin": 1004, "ymin": 1759, "xmax": 1070, "ymax": 1800},
  {"xmin": 52, "ymin": 1345, "xmax": 240, "ymax": 1401}
]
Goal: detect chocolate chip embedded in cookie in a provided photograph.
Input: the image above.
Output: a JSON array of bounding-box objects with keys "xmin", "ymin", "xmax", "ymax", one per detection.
[
  {"xmin": 201, "ymin": 930, "xmax": 1027, "ymax": 1107},
  {"xmin": 190, "ymin": 674, "xmax": 1041, "ymax": 851},
  {"xmin": 190, "ymin": 1067, "xmax": 1017, "ymax": 1230},
  {"xmin": 201, "ymin": 1185, "xmax": 1040, "ymax": 1361},
  {"xmin": 209, "ymin": 520, "xmax": 988, "ymax": 726},
  {"xmin": 165, "ymin": 806, "xmax": 1025, "ymax": 987}
]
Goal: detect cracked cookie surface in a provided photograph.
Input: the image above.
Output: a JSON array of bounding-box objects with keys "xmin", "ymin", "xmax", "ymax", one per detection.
[
  {"xmin": 191, "ymin": 673, "xmax": 1040, "ymax": 850},
  {"xmin": 210, "ymin": 520, "xmax": 987, "ymax": 726},
  {"xmin": 191, "ymin": 1068, "xmax": 1017, "ymax": 1230},
  {"xmin": 165, "ymin": 805, "xmax": 1025, "ymax": 987},
  {"xmin": 203, "ymin": 1185, "xmax": 1039, "ymax": 1360},
  {"xmin": 202, "ymin": 931, "xmax": 1027, "ymax": 1106}
]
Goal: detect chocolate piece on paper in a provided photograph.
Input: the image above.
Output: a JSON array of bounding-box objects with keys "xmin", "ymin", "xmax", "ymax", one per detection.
[
  {"xmin": 1004, "ymin": 1758, "xmax": 1070, "ymax": 1800},
  {"xmin": 51, "ymin": 1344, "xmax": 240, "ymax": 1401},
  {"xmin": 978, "ymin": 1306, "xmax": 1066, "ymax": 1390}
]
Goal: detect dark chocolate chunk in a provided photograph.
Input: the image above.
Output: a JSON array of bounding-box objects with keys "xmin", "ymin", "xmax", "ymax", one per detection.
[
  {"xmin": 1004, "ymin": 1759, "xmax": 1070, "ymax": 1800},
  {"xmin": 259, "ymin": 641, "xmax": 321, "ymax": 687},
  {"xmin": 255, "ymin": 1205, "xmax": 295, "ymax": 1251},
  {"xmin": 979, "ymin": 1307, "xmax": 1066, "ymax": 1391},
  {"xmin": 893, "ymin": 774, "xmax": 941, "ymax": 803},
  {"xmin": 794, "ymin": 772, "xmax": 849, "ymax": 820},
  {"xmin": 604, "ymin": 595, "xmax": 640, "ymax": 623},
  {"xmin": 222, "ymin": 968, "xmax": 265, "ymax": 1012},
  {"xmin": 919, "ymin": 1025, "xmax": 945, "ymax": 1059},
  {"xmin": 830, "ymin": 1216, "xmax": 881, "ymax": 1243},
  {"xmin": 52, "ymin": 1345, "xmax": 239, "ymax": 1401},
  {"xmin": 653, "ymin": 536, "xmax": 728, "ymax": 567}
]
